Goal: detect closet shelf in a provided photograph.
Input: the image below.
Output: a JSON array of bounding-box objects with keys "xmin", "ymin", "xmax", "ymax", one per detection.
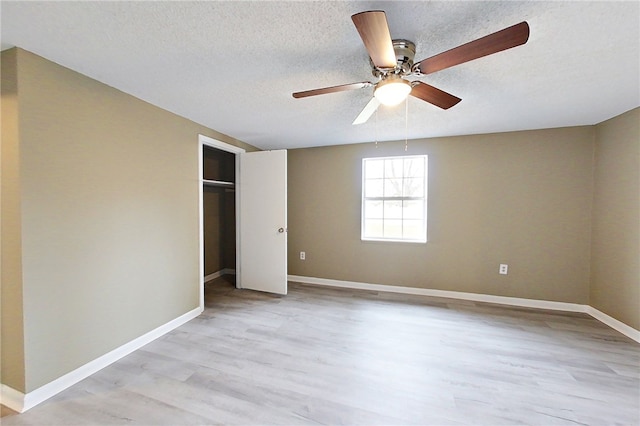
[{"xmin": 203, "ymin": 179, "xmax": 235, "ymax": 189}]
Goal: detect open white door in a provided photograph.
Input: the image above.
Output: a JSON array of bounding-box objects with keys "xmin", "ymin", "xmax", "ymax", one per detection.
[{"xmin": 239, "ymin": 150, "xmax": 287, "ymax": 295}]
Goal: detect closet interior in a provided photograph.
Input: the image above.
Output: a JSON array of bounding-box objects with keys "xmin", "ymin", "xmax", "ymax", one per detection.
[{"xmin": 202, "ymin": 146, "xmax": 236, "ymax": 288}]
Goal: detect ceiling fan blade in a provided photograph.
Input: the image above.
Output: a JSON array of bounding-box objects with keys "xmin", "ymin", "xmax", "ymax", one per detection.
[
  {"xmin": 352, "ymin": 97, "xmax": 380, "ymax": 125},
  {"xmin": 351, "ymin": 11, "xmax": 397, "ymax": 69},
  {"xmin": 416, "ymin": 21, "xmax": 530, "ymax": 75},
  {"xmin": 292, "ymin": 82, "xmax": 372, "ymax": 99},
  {"xmin": 410, "ymin": 82, "xmax": 461, "ymax": 110}
]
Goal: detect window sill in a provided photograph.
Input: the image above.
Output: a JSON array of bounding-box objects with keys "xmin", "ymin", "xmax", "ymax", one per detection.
[{"xmin": 361, "ymin": 237, "xmax": 427, "ymax": 244}]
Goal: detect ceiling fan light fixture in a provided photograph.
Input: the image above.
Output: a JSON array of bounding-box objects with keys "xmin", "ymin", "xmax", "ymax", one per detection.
[{"xmin": 374, "ymin": 77, "xmax": 412, "ymax": 106}]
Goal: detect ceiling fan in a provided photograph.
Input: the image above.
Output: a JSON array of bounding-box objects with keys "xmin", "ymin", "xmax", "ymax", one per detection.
[{"xmin": 292, "ymin": 11, "xmax": 530, "ymax": 125}]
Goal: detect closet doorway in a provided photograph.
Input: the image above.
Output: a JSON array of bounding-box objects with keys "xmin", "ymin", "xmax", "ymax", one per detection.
[
  {"xmin": 198, "ymin": 135, "xmax": 245, "ymax": 305},
  {"xmin": 198, "ymin": 134, "xmax": 288, "ymax": 306}
]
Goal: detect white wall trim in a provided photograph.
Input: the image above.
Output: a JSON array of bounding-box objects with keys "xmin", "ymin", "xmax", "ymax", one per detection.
[
  {"xmin": 585, "ymin": 306, "xmax": 640, "ymax": 342},
  {"xmin": 0, "ymin": 385, "xmax": 24, "ymax": 413},
  {"xmin": 1, "ymin": 306, "xmax": 202, "ymax": 413},
  {"xmin": 288, "ymin": 275, "xmax": 585, "ymax": 312},
  {"xmin": 288, "ymin": 275, "xmax": 639, "ymax": 343},
  {"xmin": 198, "ymin": 138, "xmax": 205, "ymax": 310}
]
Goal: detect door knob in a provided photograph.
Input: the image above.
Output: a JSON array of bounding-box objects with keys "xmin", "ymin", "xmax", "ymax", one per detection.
[{"xmin": 278, "ymin": 227, "xmax": 285, "ymax": 233}]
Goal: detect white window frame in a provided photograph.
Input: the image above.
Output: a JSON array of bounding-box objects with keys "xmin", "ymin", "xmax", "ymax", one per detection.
[{"xmin": 361, "ymin": 155, "xmax": 428, "ymax": 243}]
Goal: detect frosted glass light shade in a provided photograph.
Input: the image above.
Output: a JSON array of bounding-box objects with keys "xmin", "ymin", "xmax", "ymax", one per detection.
[{"xmin": 374, "ymin": 78, "xmax": 411, "ymax": 106}]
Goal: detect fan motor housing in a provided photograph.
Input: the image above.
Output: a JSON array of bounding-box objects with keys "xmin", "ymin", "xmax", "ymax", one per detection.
[{"xmin": 371, "ymin": 39, "xmax": 416, "ymax": 78}]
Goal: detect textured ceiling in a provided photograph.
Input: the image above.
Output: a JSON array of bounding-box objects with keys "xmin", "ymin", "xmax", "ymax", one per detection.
[{"xmin": 1, "ymin": 1, "xmax": 638, "ymax": 150}]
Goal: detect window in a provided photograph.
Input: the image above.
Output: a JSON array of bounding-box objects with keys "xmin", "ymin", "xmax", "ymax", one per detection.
[{"xmin": 361, "ymin": 155, "xmax": 428, "ymax": 243}]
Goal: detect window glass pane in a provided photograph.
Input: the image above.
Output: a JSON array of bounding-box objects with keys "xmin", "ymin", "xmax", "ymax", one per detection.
[
  {"xmin": 365, "ymin": 178, "xmax": 383, "ymax": 197},
  {"xmin": 402, "ymin": 220, "xmax": 425, "ymax": 240},
  {"xmin": 364, "ymin": 219, "xmax": 383, "ymax": 238},
  {"xmin": 384, "ymin": 178, "xmax": 403, "ymax": 197},
  {"xmin": 404, "ymin": 157, "xmax": 424, "ymax": 177},
  {"xmin": 384, "ymin": 159, "xmax": 403, "ymax": 179},
  {"xmin": 364, "ymin": 200, "xmax": 383, "ymax": 219},
  {"xmin": 362, "ymin": 154, "xmax": 428, "ymax": 243},
  {"xmin": 383, "ymin": 219, "xmax": 403, "ymax": 238},
  {"xmin": 365, "ymin": 159, "xmax": 384, "ymax": 179},
  {"xmin": 403, "ymin": 200, "xmax": 424, "ymax": 219},
  {"xmin": 403, "ymin": 178, "xmax": 424, "ymax": 197},
  {"xmin": 384, "ymin": 200, "xmax": 403, "ymax": 219}
]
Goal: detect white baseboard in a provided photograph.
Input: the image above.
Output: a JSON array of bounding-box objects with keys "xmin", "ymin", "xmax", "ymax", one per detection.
[
  {"xmin": 0, "ymin": 385, "xmax": 23, "ymax": 413},
  {"xmin": 0, "ymin": 306, "xmax": 202, "ymax": 413},
  {"xmin": 585, "ymin": 306, "xmax": 640, "ymax": 342},
  {"xmin": 288, "ymin": 275, "xmax": 586, "ymax": 312},
  {"xmin": 4, "ymin": 277, "xmax": 637, "ymax": 414},
  {"xmin": 204, "ymin": 268, "xmax": 236, "ymax": 283},
  {"xmin": 288, "ymin": 275, "xmax": 639, "ymax": 343}
]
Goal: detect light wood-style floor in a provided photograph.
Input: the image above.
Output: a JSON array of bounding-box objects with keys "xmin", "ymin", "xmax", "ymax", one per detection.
[{"xmin": 3, "ymin": 276, "xmax": 639, "ymax": 425}]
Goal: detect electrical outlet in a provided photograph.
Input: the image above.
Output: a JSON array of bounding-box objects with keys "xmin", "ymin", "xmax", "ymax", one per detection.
[
  {"xmin": 300, "ymin": 251, "xmax": 306, "ymax": 260},
  {"xmin": 499, "ymin": 264, "xmax": 508, "ymax": 275}
]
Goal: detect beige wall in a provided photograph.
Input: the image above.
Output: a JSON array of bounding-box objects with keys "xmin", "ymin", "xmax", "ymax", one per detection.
[
  {"xmin": 1, "ymin": 48, "xmax": 255, "ymax": 393},
  {"xmin": 288, "ymin": 127, "xmax": 595, "ymax": 304},
  {"xmin": 1, "ymin": 49, "xmax": 26, "ymax": 391},
  {"xmin": 591, "ymin": 108, "xmax": 640, "ymax": 330}
]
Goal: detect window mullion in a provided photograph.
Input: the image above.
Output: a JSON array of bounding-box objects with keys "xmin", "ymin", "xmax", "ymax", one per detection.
[{"xmin": 364, "ymin": 196, "xmax": 421, "ymax": 201}]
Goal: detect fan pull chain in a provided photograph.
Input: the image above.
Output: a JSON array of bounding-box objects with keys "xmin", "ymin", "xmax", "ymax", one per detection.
[
  {"xmin": 375, "ymin": 106, "xmax": 379, "ymax": 148},
  {"xmin": 404, "ymin": 97, "xmax": 409, "ymax": 152}
]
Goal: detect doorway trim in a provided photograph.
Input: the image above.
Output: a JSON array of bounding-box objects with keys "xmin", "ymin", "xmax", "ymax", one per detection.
[{"xmin": 198, "ymin": 134, "xmax": 246, "ymax": 309}]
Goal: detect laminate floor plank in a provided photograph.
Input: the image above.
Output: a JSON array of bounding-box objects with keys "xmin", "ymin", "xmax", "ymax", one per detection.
[{"xmin": 3, "ymin": 277, "xmax": 638, "ymax": 425}]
